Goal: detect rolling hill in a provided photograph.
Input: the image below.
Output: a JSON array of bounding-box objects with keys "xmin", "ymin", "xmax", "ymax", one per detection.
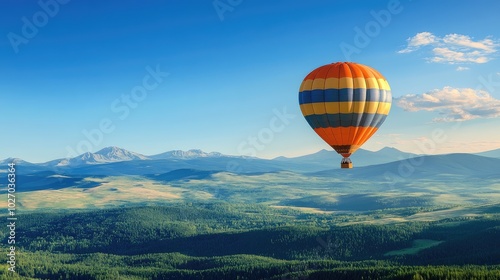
[
  {"xmin": 274, "ymin": 147, "xmax": 417, "ymax": 168},
  {"xmin": 477, "ymin": 148, "xmax": 500, "ymax": 158},
  {"xmin": 312, "ymin": 153, "xmax": 500, "ymax": 180}
]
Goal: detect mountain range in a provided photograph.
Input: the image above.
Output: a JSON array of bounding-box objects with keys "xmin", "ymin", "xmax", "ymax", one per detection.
[
  {"xmin": 4, "ymin": 146, "xmax": 500, "ymax": 212},
  {"xmin": 2, "ymin": 146, "xmax": 500, "ymax": 177},
  {"xmin": 39, "ymin": 146, "xmax": 227, "ymax": 167}
]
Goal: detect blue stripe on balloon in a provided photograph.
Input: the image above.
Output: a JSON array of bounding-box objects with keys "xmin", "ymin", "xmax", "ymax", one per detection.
[
  {"xmin": 299, "ymin": 89, "xmax": 390, "ymax": 104},
  {"xmin": 305, "ymin": 113, "xmax": 387, "ymax": 129}
]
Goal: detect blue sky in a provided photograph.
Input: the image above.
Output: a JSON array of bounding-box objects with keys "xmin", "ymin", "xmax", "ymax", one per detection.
[{"xmin": 2, "ymin": 0, "xmax": 500, "ymax": 162}]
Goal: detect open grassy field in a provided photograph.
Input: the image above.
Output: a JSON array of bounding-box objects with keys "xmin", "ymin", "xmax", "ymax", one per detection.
[
  {"xmin": 384, "ymin": 239, "xmax": 444, "ymax": 256},
  {"xmin": 13, "ymin": 171, "xmax": 500, "ymax": 228}
]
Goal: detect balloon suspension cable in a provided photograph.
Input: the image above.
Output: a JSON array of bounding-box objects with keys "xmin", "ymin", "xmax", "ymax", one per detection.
[{"xmin": 341, "ymin": 157, "xmax": 353, "ymax": 169}]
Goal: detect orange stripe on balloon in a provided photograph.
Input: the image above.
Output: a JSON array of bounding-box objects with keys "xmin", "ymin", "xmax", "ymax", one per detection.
[
  {"xmin": 314, "ymin": 65, "xmax": 331, "ymax": 80},
  {"xmin": 354, "ymin": 127, "xmax": 379, "ymax": 146},
  {"xmin": 314, "ymin": 127, "xmax": 356, "ymax": 146},
  {"xmin": 348, "ymin": 126, "xmax": 360, "ymax": 146},
  {"xmin": 313, "ymin": 125, "xmax": 381, "ymax": 147},
  {"xmin": 324, "ymin": 63, "xmax": 341, "ymax": 79},
  {"xmin": 350, "ymin": 127, "xmax": 373, "ymax": 146},
  {"xmin": 352, "ymin": 126, "xmax": 370, "ymax": 146},
  {"xmin": 363, "ymin": 127, "xmax": 380, "ymax": 145},
  {"xmin": 348, "ymin": 63, "xmax": 365, "ymax": 79},
  {"xmin": 314, "ymin": 127, "xmax": 336, "ymax": 146},
  {"xmin": 304, "ymin": 62, "xmax": 389, "ymax": 81}
]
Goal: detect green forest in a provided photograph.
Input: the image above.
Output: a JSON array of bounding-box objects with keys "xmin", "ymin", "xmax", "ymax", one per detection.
[{"xmin": 1, "ymin": 203, "xmax": 499, "ymax": 279}]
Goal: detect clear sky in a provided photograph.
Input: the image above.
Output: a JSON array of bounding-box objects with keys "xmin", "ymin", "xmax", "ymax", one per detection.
[{"xmin": 2, "ymin": 0, "xmax": 500, "ymax": 162}]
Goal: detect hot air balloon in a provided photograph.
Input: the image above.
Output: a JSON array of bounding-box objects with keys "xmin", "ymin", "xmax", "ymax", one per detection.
[{"xmin": 298, "ymin": 62, "xmax": 391, "ymax": 168}]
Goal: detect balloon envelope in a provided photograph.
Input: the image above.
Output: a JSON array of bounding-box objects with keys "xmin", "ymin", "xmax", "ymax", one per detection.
[{"xmin": 298, "ymin": 62, "xmax": 391, "ymax": 168}]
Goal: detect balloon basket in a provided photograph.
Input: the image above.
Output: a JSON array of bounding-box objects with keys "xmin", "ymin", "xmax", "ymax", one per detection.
[
  {"xmin": 341, "ymin": 157, "xmax": 353, "ymax": 169},
  {"xmin": 341, "ymin": 162, "xmax": 353, "ymax": 169}
]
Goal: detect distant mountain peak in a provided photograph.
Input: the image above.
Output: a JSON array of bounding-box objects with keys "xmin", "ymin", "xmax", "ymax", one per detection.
[
  {"xmin": 150, "ymin": 149, "xmax": 224, "ymax": 159},
  {"xmin": 44, "ymin": 146, "xmax": 148, "ymax": 167},
  {"xmin": 93, "ymin": 146, "xmax": 148, "ymax": 161},
  {"xmin": 379, "ymin": 146, "xmax": 398, "ymax": 151},
  {"xmin": 96, "ymin": 146, "xmax": 122, "ymax": 153},
  {"xmin": 0, "ymin": 157, "xmax": 31, "ymax": 165},
  {"xmin": 80, "ymin": 152, "xmax": 94, "ymax": 160}
]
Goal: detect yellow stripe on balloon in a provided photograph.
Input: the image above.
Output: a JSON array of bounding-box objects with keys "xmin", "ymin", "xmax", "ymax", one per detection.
[
  {"xmin": 299, "ymin": 103, "xmax": 315, "ymax": 116},
  {"xmin": 301, "ymin": 77, "xmax": 390, "ymax": 91},
  {"xmin": 376, "ymin": 102, "xmax": 392, "ymax": 115},
  {"xmin": 300, "ymin": 102, "xmax": 392, "ymax": 116},
  {"xmin": 299, "ymin": 79, "xmax": 313, "ymax": 92}
]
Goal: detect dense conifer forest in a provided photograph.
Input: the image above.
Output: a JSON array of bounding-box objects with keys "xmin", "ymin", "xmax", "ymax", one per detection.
[{"xmin": 1, "ymin": 203, "xmax": 499, "ymax": 279}]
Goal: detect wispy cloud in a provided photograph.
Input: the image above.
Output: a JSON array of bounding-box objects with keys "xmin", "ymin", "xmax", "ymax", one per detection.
[
  {"xmin": 456, "ymin": 66, "xmax": 469, "ymax": 71},
  {"xmin": 398, "ymin": 32, "xmax": 437, "ymax": 53},
  {"xmin": 368, "ymin": 134, "xmax": 500, "ymax": 154},
  {"xmin": 395, "ymin": 86, "xmax": 500, "ymax": 122},
  {"xmin": 398, "ymin": 32, "xmax": 498, "ymax": 64},
  {"xmin": 432, "ymin": 140, "xmax": 500, "ymax": 154}
]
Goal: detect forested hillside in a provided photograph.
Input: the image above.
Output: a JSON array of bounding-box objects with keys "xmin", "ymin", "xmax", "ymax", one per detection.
[{"xmin": 1, "ymin": 203, "xmax": 499, "ymax": 279}]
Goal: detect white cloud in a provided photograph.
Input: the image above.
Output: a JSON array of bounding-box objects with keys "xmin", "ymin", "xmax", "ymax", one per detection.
[
  {"xmin": 442, "ymin": 34, "xmax": 496, "ymax": 53},
  {"xmin": 398, "ymin": 32, "xmax": 437, "ymax": 53},
  {"xmin": 398, "ymin": 32, "xmax": 498, "ymax": 64},
  {"xmin": 456, "ymin": 66, "xmax": 469, "ymax": 71},
  {"xmin": 430, "ymin": 48, "xmax": 490, "ymax": 64},
  {"xmin": 395, "ymin": 86, "xmax": 500, "ymax": 122}
]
